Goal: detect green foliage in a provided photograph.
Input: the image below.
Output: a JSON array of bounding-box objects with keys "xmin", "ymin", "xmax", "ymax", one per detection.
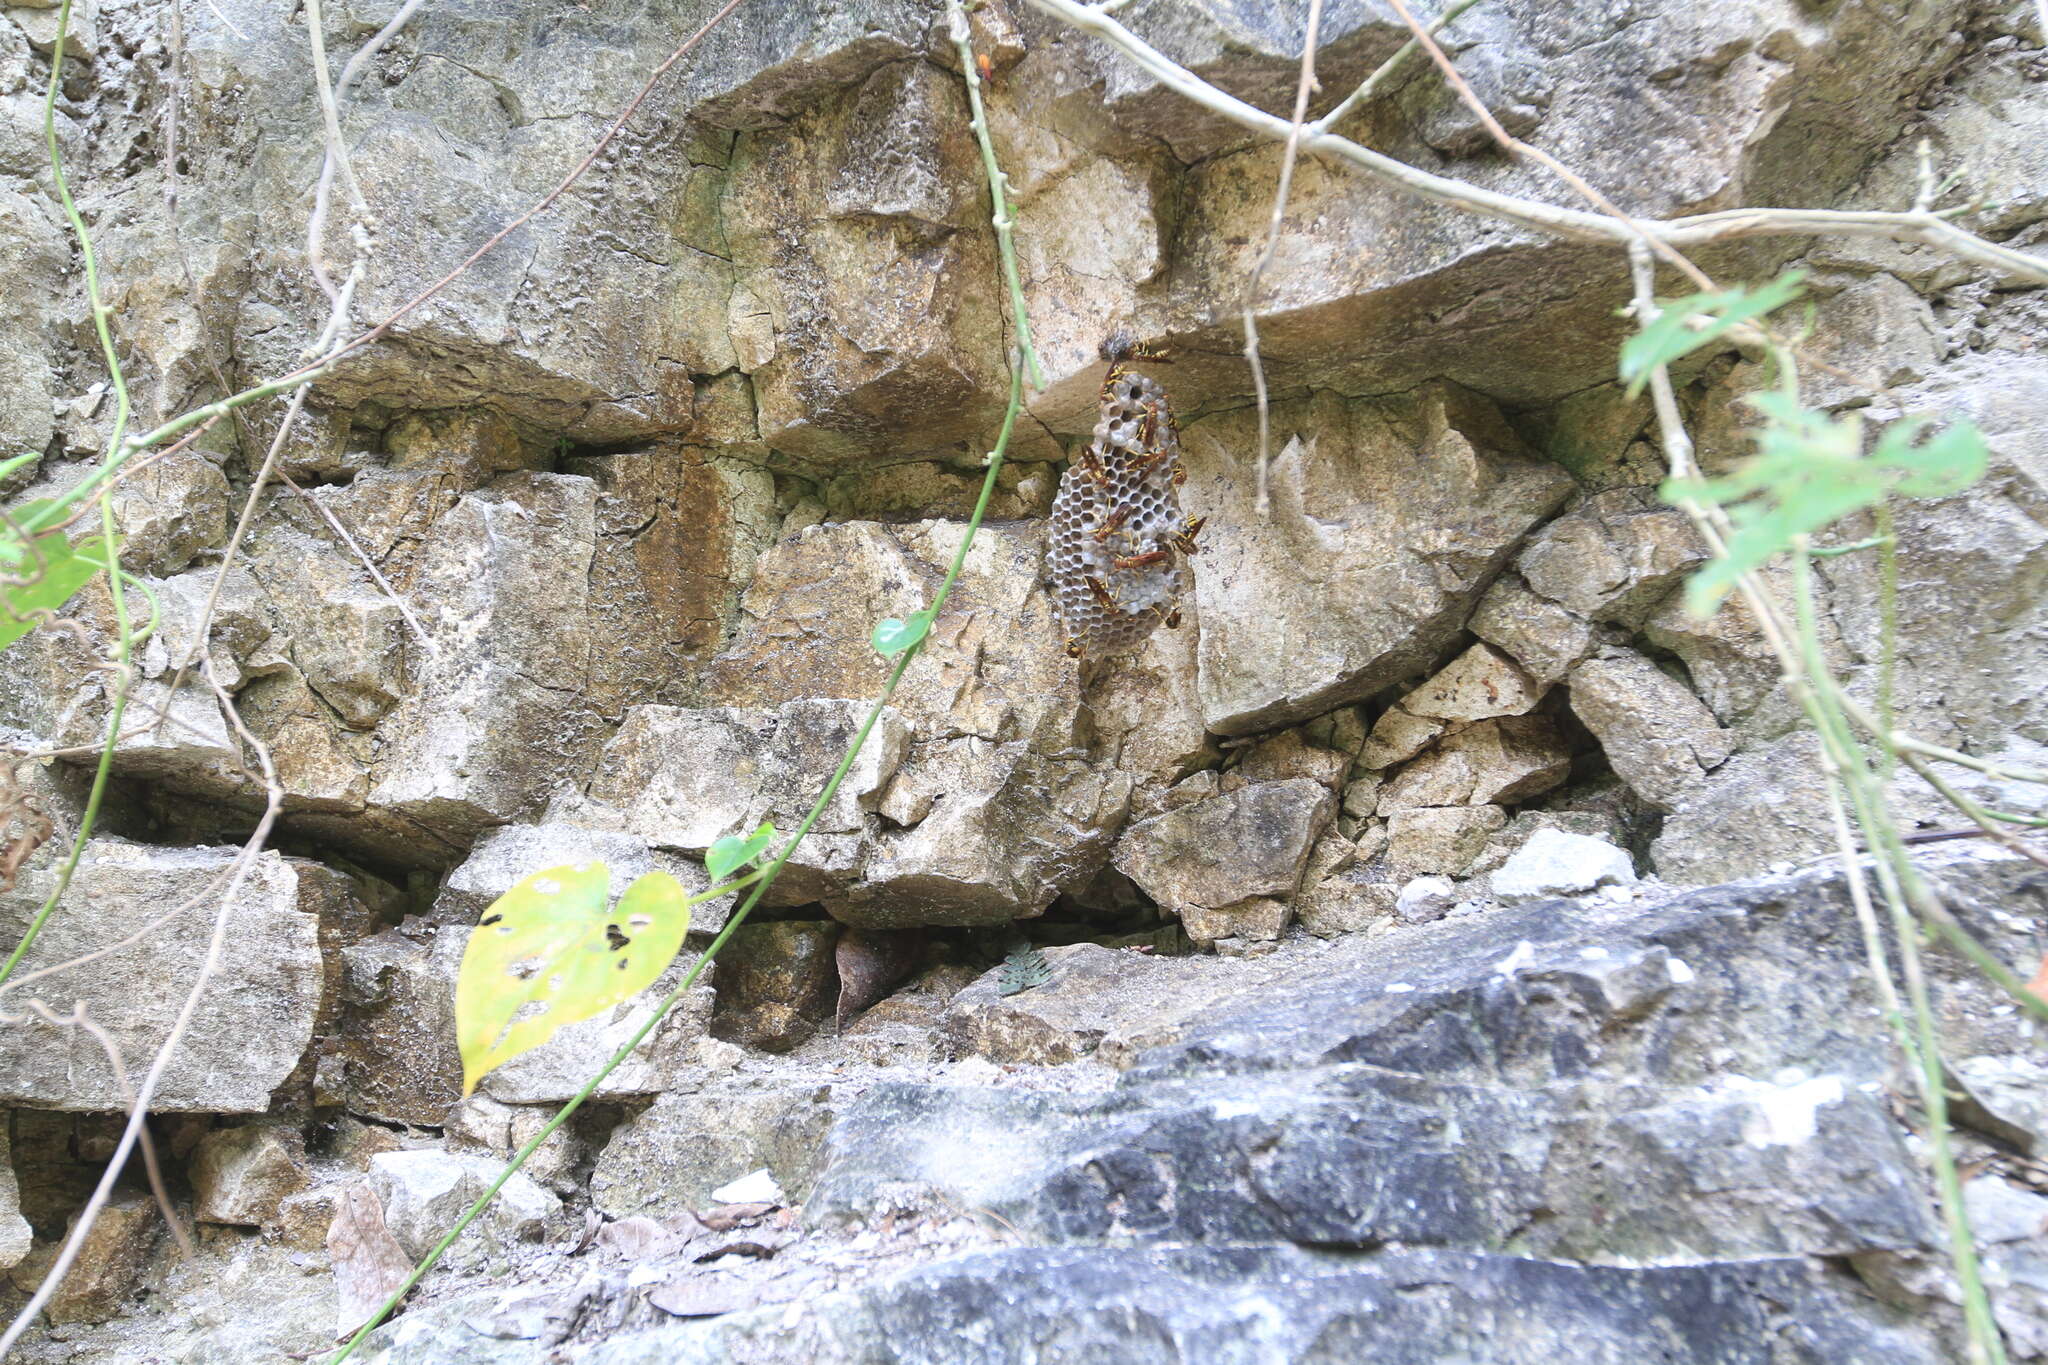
[
  {"xmin": 1662, "ymin": 392, "xmax": 1988, "ymax": 615},
  {"xmin": 998, "ymin": 941, "xmax": 1052, "ymax": 996},
  {"xmin": 706, "ymin": 820, "xmax": 775, "ymax": 884},
  {"xmin": 1619, "ymin": 270, "xmax": 1805, "ymax": 397},
  {"xmin": 871, "ymin": 611, "xmax": 932, "ymax": 657},
  {"xmin": 0, "ymin": 500, "xmax": 117, "ymax": 654},
  {"xmin": 455, "ymin": 862, "xmax": 692, "ymax": 1095}
]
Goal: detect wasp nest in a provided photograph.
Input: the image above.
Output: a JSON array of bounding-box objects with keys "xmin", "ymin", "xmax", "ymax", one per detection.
[{"xmin": 1048, "ymin": 335, "xmax": 1204, "ymax": 659}]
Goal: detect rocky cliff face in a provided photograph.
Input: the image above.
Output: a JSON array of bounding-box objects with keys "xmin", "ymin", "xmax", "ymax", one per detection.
[{"xmin": 2, "ymin": 0, "xmax": 2047, "ymax": 1359}]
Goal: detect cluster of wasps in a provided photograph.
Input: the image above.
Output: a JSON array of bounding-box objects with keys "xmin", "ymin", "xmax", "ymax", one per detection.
[{"xmin": 1046, "ymin": 332, "xmax": 1207, "ymax": 660}]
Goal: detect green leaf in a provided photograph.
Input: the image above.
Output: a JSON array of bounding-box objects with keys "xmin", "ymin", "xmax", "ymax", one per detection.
[
  {"xmin": 871, "ymin": 611, "xmax": 931, "ymax": 657},
  {"xmin": 1661, "ymin": 397, "xmax": 1990, "ymax": 615},
  {"xmin": 706, "ymin": 820, "xmax": 775, "ymax": 884},
  {"xmin": 1619, "ymin": 270, "xmax": 1806, "ymax": 397},
  {"xmin": 454, "ymin": 862, "xmax": 692, "ymax": 1095},
  {"xmin": 1, "ymin": 500, "xmax": 117, "ymax": 655},
  {"xmin": 998, "ymin": 941, "xmax": 1052, "ymax": 996}
]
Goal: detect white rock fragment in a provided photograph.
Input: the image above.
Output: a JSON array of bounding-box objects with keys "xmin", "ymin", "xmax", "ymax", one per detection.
[
  {"xmin": 1490, "ymin": 828, "xmax": 1638, "ymax": 904},
  {"xmin": 709, "ymin": 1169, "xmax": 786, "ymax": 1206},
  {"xmin": 1394, "ymin": 876, "xmax": 1457, "ymax": 925}
]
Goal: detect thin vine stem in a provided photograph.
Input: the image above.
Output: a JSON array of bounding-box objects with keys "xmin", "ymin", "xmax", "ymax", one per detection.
[
  {"xmin": 0, "ymin": 0, "xmax": 150, "ymax": 990},
  {"xmin": 329, "ymin": 17, "xmax": 1036, "ymax": 1357},
  {"xmin": 950, "ymin": 1, "xmax": 1043, "ymax": 392}
]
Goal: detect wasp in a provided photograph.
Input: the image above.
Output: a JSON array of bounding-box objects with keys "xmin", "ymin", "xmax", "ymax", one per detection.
[
  {"xmin": 1098, "ymin": 330, "xmax": 1174, "ymax": 404},
  {"xmin": 1152, "ymin": 604, "xmax": 1182, "ymax": 629},
  {"xmin": 1074, "ymin": 441, "xmax": 1113, "ymax": 490},
  {"xmin": 975, "ymin": 52, "xmax": 995, "ymax": 84},
  {"xmin": 1064, "ymin": 638, "xmax": 1085, "ymax": 659},
  {"xmin": 1092, "ymin": 502, "xmax": 1134, "ymax": 542},
  {"xmin": 1112, "ymin": 549, "xmax": 1172, "ymax": 571},
  {"xmin": 1084, "ymin": 576, "xmax": 1120, "ymax": 613},
  {"xmin": 1170, "ymin": 515, "xmax": 1207, "ymax": 557},
  {"xmin": 1137, "ymin": 398, "xmax": 1165, "ymax": 451}
]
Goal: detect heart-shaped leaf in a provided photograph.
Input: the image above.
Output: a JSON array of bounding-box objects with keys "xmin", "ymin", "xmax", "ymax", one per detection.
[
  {"xmin": 2, "ymin": 500, "xmax": 118, "ymax": 654},
  {"xmin": 455, "ymin": 862, "xmax": 692, "ymax": 1095},
  {"xmin": 706, "ymin": 821, "xmax": 776, "ymax": 884},
  {"xmin": 871, "ymin": 611, "xmax": 931, "ymax": 657}
]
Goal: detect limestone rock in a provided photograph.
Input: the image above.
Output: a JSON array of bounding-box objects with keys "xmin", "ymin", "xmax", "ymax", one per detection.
[
  {"xmin": 1492, "ymin": 828, "xmax": 1638, "ymax": 904},
  {"xmin": 0, "ymin": 841, "xmax": 334, "ymax": 1112},
  {"xmin": 1385, "ymin": 805, "xmax": 1508, "ymax": 877},
  {"xmin": 1953, "ymin": 1055, "xmax": 2048, "ymax": 1157},
  {"xmin": 1569, "ymin": 650, "xmax": 1735, "ymax": 811},
  {"xmin": 591, "ymin": 1084, "xmax": 837, "ymax": 1219},
  {"xmin": 105, "ymin": 448, "xmax": 230, "ymax": 576},
  {"xmin": 444, "ymin": 1094, "xmax": 587, "ymax": 1197},
  {"xmin": 709, "ymin": 921, "xmax": 840, "ymax": 1053},
  {"xmin": 579, "ymin": 1245, "xmax": 1941, "ymax": 1364},
  {"xmin": 9, "ymin": 1193, "xmax": 159, "ymax": 1326},
  {"xmin": 703, "ymin": 519, "xmax": 1076, "ymax": 752},
  {"xmin": 362, "ymin": 473, "xmax": 604, "ymax": 848},
  {"xmin": 574, "ymin": 700, "xmax": 908, "ymax": 908},
  {"xmin": 339, "ymin": 910, "xmax": 717, "ymax": 1117},
  {"xmin": 1180, "ymin": 388, "xmax": 1573, "ymax": 735},
  {"xmin": 1515, "ymin": 489, "xmax": 1706, "ymax": 628},
  {"xmin": 1113, "ymin": 779, "xmax": 1334, "ymax": 939},
  {"xmin": 1469, "ymin": 574, "xmax": 1600, "ymax": 687},
  {"xmin": 1375, "ymin": 716, "xmax": 1572, "ymax": 814},
  {"xmin": 1400, "ymin": 643, "xmax": 1546, "ymax": 725},
  {"xmin": 190, "ymin": 1124, "xmax": 311, "ymax": 1227},
  {"xmin": 365, "ymin": 1150, "xmax": 560, "ymax": 1269},
  {"xmin": 1226, "ymin": 730, "xmax": 1350, "ymax": 792},
  {"xmin": 1359, "ymin": 704, "xmax": 1445, "ymax": 771},
  {"xmin": 833, "ymin": 741, "xmax": 1133, "ymax": 928},
  {"xmin": 1964, "ymin": 1176, "xmax": 2048, "ymax": 1245},
  {"xmin": 0, "ymin": 1125, "xmax": 28, "ymax": 1272},
  {"xmin": 1395, "ymin": 876, "xmax": 1458, "ymax": 926}
]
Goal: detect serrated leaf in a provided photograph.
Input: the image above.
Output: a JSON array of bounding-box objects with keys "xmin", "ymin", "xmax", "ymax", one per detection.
[
  {"xmin": 1662, "ymin": 398, "xmax": 1989, "ymax": 615},
  {"xmin": 455, "ymin": 862, "xmax": 691, "ymax": 1095},
  {"xmin": 998, "ymin": 942, "xmax": 1051, "ymax": 996},
  {"xmin": 871, "ymin": 611, "xmax": 931, "ymax": 657},
  {"xmin": 1, "ymin": 500, "xmax": 117, "ymax": 654},
  {"xmin": 706, "ymin": 820, "xmax": 775, "ymax": 884},
  {"xmin": 1620, "ymin": 270, "xmax": 1805, "ymax": 397}
]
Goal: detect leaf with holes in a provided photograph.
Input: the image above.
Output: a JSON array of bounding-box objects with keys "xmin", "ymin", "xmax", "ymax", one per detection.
[
  {"xmin": 1662, "ymin": 391, "xmax": 1988, "ymax": 614},
  {"xmin": 706, "ymin": 821, "xmax": 775, "ymax": 884},
  {"xmin": 1, "ymin": 500, "xmax": 118, "ymax": 655},
  {"xmin": 870, "ymin": 611, "xmax": 931, "ymax": 658},
  {"xmin": 455, "ymin": 862, "xmax": 691, "ymax": 1095},
  {"xmin": 1619, "ymin": 270, "xmax": 1805, "ymax": 397}
]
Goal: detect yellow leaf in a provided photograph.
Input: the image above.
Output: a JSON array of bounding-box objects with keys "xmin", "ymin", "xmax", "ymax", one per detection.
[{"xmin": 454, "ymin": 862, "xmax": 691, "ymax": 1095}]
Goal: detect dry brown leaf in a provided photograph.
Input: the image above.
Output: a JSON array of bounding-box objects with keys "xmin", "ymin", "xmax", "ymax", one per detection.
[
  {"xmin": 327, "ymin": 1184, "xmax": 414, "ymax": 1338},
  {"xmin": 835, "ymin": 928, "xmax": 924, "ymax": 1031}
]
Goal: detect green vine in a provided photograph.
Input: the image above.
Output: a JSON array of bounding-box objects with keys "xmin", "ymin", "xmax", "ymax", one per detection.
[
  {"xmin": 0, "ymin": 0, "xmax": 154, "ymax": 990},
  {"xmin": 326, "ymin": 9, "xmax": 1039, "ymax": 1356}
]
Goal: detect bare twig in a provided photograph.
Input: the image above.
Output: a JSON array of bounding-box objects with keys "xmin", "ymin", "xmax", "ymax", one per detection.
[
  {"xmin": 303, "ymin": 0, "xmax": 367, "ymax": 302},
  {"xmin": 1309, "ymin": 0, "xmax": 1483, "ymax": 133},
  {"xmin": 1243, "ymin": 0, "xmax": 1324, "ymax": 519},
  {"xmin": 1022, "ymin": 0, "xmax": 2048, "ymax": 285},
  {"xmin": 0, "ymin": 671, "xmax": 283, "ymax": 1357},
  {"xmin": 7, "ymin": 1000, "xmax": 193, "ymax": 1260}
]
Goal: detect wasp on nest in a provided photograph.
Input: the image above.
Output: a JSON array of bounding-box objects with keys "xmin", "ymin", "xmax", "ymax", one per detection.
[{"xmin": 1048, "ymin": 331, "xmax": 1205, "ymax": 659}]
